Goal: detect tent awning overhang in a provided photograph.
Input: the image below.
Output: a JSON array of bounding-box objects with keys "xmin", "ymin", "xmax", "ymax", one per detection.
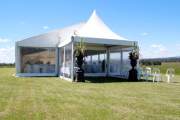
[{"xmin": 73, "ymin": 36, "xmax": 137, "ymax": 47}]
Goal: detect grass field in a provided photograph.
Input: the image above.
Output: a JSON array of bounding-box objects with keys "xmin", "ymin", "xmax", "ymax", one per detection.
[
  {"xmin": 141, "ymin": 62, "xmax": 180, "ymax": 75},
  {"xmin": 0, "ymin": 68, "xmax": 180, "ymax": 120}
]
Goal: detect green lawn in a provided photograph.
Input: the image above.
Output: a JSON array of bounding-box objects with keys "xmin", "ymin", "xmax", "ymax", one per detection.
[{"xmin": 0, "ymin": 68, "xmax": 180, "ymax": 120}]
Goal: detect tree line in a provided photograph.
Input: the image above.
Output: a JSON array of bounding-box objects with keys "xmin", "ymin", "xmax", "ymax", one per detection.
[
  {"xmin": 140, "ymin": 60, "xmax": 161, "ymax": 66},
  {"xmin": 140, "ymin": 57, "xmax": 180, "ymax": 66},
  {"xmin": 0, "ymin": 63, "xmax": 15, "ymax": 67}
]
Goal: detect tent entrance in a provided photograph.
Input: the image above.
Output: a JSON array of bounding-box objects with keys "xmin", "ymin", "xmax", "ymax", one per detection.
[
  {"xmin": 80, "ymin": 43, "xmax": 133, "ymax": 78},
  {"xmin": 83, "ymin": 49, "xmax": 107, "ymax": 76},
  {"xmin": 108, "ymin": 49, "xmax": 131, "ymax": 79}
]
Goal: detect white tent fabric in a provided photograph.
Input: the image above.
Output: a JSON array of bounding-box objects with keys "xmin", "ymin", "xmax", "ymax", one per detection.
[
  {"xmin": 57, "ymin": 23, "xmax": 84, "ymax": 47},
  {"xmin": 17, "ymin": 10, "xmax": 132, "ymax": 48},
  {"xmin": 17, "ymin": 32, "xmax": 59, "ymax": 47},
  {"xmin": 76, "ymin": 10, "xmax": 127, "ymax": 40},
  {"xmin": 17, "ymin": 23, "xmax": 84, "ymax": 47}
]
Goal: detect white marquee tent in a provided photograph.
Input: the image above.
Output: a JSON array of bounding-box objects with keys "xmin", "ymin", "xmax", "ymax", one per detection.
[{"xmin": 15, "ymin": 10, "xmax": 138, "ymax": 81}]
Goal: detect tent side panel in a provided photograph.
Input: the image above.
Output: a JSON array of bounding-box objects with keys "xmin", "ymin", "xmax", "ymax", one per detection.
[
  {"xmin": 106, "ymin": 47, "xmax": 110, "ymax": 76},
  {"xmin": 55, "ymin": 48, "xmax": 59, "ymax": 76},
  {"xmin": 59, "ymin": 42, "xmax": 73, "ymax": 81},
  {"xmin": 15, "ymin": 43, "xmax": 21, "ymax": 74},
  {"xmin": 17, "ymin": 47, "xmax": 57, "ymax": 76},
  {"xmin": 71, "ymin": 41, "xmax": 74, "ymax": 80}
]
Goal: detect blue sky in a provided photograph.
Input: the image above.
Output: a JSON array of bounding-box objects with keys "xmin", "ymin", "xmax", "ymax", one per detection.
[{"xmin": 0, "ymin": 0, "xmax": 180, "ymax": 63}]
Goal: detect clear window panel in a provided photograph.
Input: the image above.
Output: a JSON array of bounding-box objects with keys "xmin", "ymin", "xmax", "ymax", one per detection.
[
  {"xmin": 100, "ymin": 54, "xmax": 106, "ymax": 72},
  {"xmin": 64, "ymin": 43, "xmax": 72, "ymax": 78},
  {"xmin": 59, "ymin": 43, "xmax": 72, "ymax": 78},
  {"xmin": 123, "ymin": 51, "xmax": 131, "ymax": 71},
  {"xmin": 59, "ymin": 47, "xmax": 64, "ymax": 76},
  {"xmin": 109, "ymin": 52, "xmax": 121, "ymax": 73},
  {"xmin": 83, "ymin": 50, "xmax": 106, "ymax": 73},
  {"xmin": 20, "ymin": 47, "xmax": 56, "ymax": 73}
]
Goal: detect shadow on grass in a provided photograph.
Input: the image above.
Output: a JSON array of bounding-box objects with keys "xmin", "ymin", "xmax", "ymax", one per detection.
[{"xmin": 85, "ymin": 77, "xmax": 145, "ymax": 83}]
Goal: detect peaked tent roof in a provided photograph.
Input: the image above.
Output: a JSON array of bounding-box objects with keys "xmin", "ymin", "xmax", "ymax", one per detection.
[
  {"xmin": 17, "ymin": 23, "xmax": 84, "ymax": 47},
  {"xmin": 17, "ymin": 10, "xmax": 131, "ymax": 47},
  {"xmin": 76, "ymin": 10, "xmax": 127, "ymax": 40}
]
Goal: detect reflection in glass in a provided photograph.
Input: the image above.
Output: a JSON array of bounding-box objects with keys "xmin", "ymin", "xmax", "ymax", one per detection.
[
  {"xmin": 20, "ymin": 47, "xmax": 56, "ymax": 73},
  {"xmin": 59, "ymin": 47, "xmax": 64, "ymax": 76},
  {"xmin": 123, "ymin": 51, "xmax": 131, "ymax": 71},
  {"xmin": 65, "ymin": 44, "xmax": 72, "ymax": 78},
  {"xmin": 59, "ymin": 43, "xmax": 72, "ymax": 78},
  {"xmin": 83, "ymin": 50, "xmax": 106, "ymax": 73},
  {"xmin": 109, "ymin": 52, "xmax": 121, "ymax": 73}
]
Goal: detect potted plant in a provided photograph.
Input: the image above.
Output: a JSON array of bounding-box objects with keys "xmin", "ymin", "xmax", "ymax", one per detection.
[
  {"xmin": 74, "ymin": 39, "xmax": 86, "ymax": 82},
  {"xmin": 128, "ymin": 45, "xmax": 139, "ymax": 81}
]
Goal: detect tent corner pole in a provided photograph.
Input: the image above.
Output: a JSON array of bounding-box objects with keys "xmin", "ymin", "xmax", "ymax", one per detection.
[
  {"xmin": 106, "ymin": 47, "xmax": 110, "ymax": 77},
  {"xmin": 71, "ymin": 40, "xmax": 74, "ymax": 81}
]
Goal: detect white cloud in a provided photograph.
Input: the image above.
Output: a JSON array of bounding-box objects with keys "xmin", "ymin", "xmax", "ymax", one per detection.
[
  {"xmin": 0, "ymin": 47, "xmax": 15, "ymax": 63},
  {"xmin": 143, "ymin": 44, "xmax": 169, "ymax": 58},
  {"xmin": 151, "ymin": 44, "xmax": 167, "ymax": 52},
  {"xmin": 140, "ymin": 43, "xmax": 180, "ymax": 58},
  {"xmin": 43, "ymin": 26, "xmax": 49, "ymax": 30},
  {"xmin": 141, "ymin": 32, "xmax": 149, "ymax": 36},
  {"xmin": 0, "ymin": 38, "xmax": 10, "ymax": 43}
]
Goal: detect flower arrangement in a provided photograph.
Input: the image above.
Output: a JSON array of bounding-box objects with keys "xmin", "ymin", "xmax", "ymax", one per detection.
[
  {"xmin": 128, "ymin": 44, "xmax": 139, "ymax": 81},
  {"xmin": 129, "ymin": 45, "xmax": 139, "ymax": 60},
  {"xmin": 74, "ymin": 38, "xmax": 86, "ymax": 82},
  {"xmin": 74, "ymin": 39, "xmax": 86, "ymax": 57}
]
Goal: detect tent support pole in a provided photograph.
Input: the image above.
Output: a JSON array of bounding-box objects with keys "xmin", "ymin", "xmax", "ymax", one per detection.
[
  {"xmin": 55, "ymin": 47, "xmax": 59, "ymax": 76},
  {"xmin": 106, "ymin": 47, "xmax": 110, "ymax": 77},
  {"xmin": 15, "ymin": 44, "xmax": 21, "ymax": 74},
  {"xmin": 120, "ymin": 50, "xmax": 123, "ymax": 73},
  {"xmin": 71, "ymin": 41, "xmax": 74, "ymax": 81},
  {"xmin": 58, "ymin": 48, "xmax": 61, "ymax": 77},
  {"xmin": 63, "ymin": 47, "xmax": 65, "ymax": 77}
]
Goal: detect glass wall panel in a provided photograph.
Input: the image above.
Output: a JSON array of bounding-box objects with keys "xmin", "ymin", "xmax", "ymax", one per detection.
[
  {"xmin": 109, "ymin": 52, "xmax": 121, "ymax": 74},
  {"xmin": 20, "ymin": 47, "xmax": 56, "ymax": 73},
  {"xmin": 100, "ymin": 54, "xmax": 106, "ymax": 72},
  {"xmin": 59, "ymin": 43, "xmax": 72, "ymax": 78},
  {"xmin": 83, "ymin": 50, "xmax": 106, "ymax": 73},
  {"xmin": 59, "ymin": 47, "xmax": 64, "ymax": 76},
  {"xmin": 123, "ymin": 51, "xmax": 131, "ymax": 71},
  {"xmin": 64, "ymin": 43, "xmax": 72, "ymax": 78}
]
